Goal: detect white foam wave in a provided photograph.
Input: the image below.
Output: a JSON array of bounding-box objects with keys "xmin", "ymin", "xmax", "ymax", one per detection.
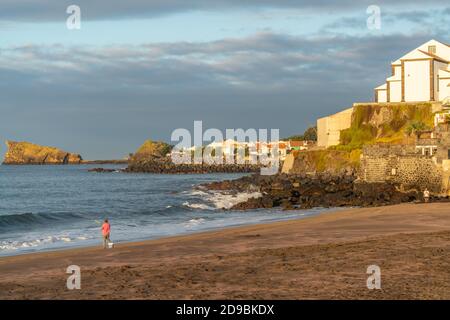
[
  {"xmin": 185, "ymin": 218, "xmax": 206, "ymax": 228},
  {"xmin": 0, "ymin": 234, "xmax": 91, "ymax": 251},
  {"xmin": 183, "ymin": 190, "xmax": 262, "ymax": 210},
  {"xmin": 182, "ymin": 201, "xmax": 214, "ymax": 210},
  {"xmin": 209, "ymin": 191, "xmax": 262, "ymax": 210}
]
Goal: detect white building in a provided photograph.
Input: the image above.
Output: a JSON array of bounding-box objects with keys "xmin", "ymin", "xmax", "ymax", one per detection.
[{"xmin": 375, "ymin": 39, "xmax": 450, "ymax": 103}]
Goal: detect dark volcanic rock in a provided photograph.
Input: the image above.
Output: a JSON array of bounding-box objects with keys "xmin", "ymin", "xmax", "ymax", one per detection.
[
  {"xmin": 125, "ymin": 156, "xmax": 261, "ymax": 174},
  {"xmin": 201, "ymin": 172, "xmax": 429, "ymax": 210},
  {"xmin": 88, "ymin": 168, "xmax": 120, "ymax": 173}
]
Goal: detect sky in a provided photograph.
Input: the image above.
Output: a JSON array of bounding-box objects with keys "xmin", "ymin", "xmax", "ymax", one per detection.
[{"xmin": 1, "ymin": 1, "xmax": 449, "ymax": 159}]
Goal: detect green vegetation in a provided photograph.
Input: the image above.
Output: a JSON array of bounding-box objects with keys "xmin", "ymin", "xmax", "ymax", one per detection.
[
  {"xmin": 132, "ymin": 140, "xmax": 173, "ymax": 160},
  {"xmin": 405, "ymin": 121, "xmax": 432, "ymax": 137},
  {"xmin": 290, "ymin": 103, "xmax": 434, "ymax": 174},
  {"xmin": 291, "ymin": 148, "xmax": 361, "ymax": 173},
  {"xmin": 284, "ymin": 126, "xmax": 317, "ymax": 141},
  {"xmin": 339, "ymin": 103, "xmax": 434, "ymax": 149},
  {"xmin": 283, "ymin": 135, "xmax": 304, "ymax": 141}
]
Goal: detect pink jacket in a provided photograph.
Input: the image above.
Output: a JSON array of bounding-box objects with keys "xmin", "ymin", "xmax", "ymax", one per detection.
[{"xmin": 102, "ymin": 223, "xmax": 111, "ymax": 236}]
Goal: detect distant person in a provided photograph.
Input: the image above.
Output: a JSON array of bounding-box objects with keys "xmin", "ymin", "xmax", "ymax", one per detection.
[
  {"xmin": 423, "ymin": 188, "xmax": 430, "ymax": 203},
  {"xmin": 101, "ymin": 219, "xmax": 111, "ymax": 249}
]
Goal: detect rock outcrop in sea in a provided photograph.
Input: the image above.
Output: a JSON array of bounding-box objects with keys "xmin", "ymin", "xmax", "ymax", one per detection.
[
  {"xmin": 125, "ymin": 139, "xmax": 260, "ymax": 174},
  {"xmin": 3, "ymin": 141, "xmax": 83, "ymax": 165}
]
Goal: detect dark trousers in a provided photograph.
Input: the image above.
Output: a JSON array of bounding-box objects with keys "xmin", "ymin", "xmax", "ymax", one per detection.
[{"xmin": 103, "ymin": 234, "xmax": 111, "ymax": 248}]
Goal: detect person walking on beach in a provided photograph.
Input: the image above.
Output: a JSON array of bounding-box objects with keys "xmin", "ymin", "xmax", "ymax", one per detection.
[
  {"xmin": 423, "ymin": 188, "xmax": 430, "ymax": 203},
  {"xmin": 102, "ymin": 219, "xmax": 111, "ymax": 249}
]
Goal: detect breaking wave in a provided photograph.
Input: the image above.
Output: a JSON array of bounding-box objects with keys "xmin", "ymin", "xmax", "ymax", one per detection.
[
  {"xmin": 0, "ymin": 212, "xmax": 84, "ymax": 231},
  {"xmin": 184, "ymin": 218, "xmax": 206, "ymax": 228},
  {"xmin": 0, "ymin": 235, "xmax": 93, "ymax": 251},
  {"xmin": 183, "ymin": 190, "xmax": 262, "ymax": 210}
]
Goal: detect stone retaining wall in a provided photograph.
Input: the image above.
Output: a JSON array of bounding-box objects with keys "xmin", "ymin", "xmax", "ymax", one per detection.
[{"xmin": 360, "ymin": 145, "xmax": 443, "ymax": 193}]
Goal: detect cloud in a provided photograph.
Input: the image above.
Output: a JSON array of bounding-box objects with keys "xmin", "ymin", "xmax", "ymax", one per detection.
[
  {"xmin": 0, "ymin": 0, "xmax": 448, "ymax": 22},
  {"xmin": 1, "ymin": 29, "xmax": 448, "ymax": 158},
  {"xmin": 319, "ymin": 7, "xmax": 450, "ymax": 34},
  {"xmin": 2, "ymin": 32, "xmax": 445, "ymax": 114},
  {"xmin": 0, "ymin": 33, "xmax": 407, "ymax": 102},
  {"xmin": 0, "ymin": 32, "xmax": 440, "ymax": 114}
]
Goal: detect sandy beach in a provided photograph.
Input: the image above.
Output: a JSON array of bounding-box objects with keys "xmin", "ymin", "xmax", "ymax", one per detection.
[{"xmin": 0, "ymin": 202, "xmax": 449, "ymax": 300}]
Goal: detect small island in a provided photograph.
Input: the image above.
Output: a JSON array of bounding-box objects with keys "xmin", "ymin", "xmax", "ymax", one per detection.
[
  {"xmin": 2, "ymin": 141, "xmax": 128, "ymax": 165},
  {"xmin": 3, "ymin": 140, "xmax": 83, "ymax": 165}
]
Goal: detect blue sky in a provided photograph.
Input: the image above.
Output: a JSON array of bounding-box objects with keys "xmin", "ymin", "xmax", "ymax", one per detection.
[{"xmin": 0, "ymin": 1, "xmax": 449, "ymax": 159}]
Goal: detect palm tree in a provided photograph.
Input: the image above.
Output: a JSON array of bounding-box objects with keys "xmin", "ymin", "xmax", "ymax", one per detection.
[{"xmin": 405, "ymin": 121, "xmax": 430, "ymax": 138}]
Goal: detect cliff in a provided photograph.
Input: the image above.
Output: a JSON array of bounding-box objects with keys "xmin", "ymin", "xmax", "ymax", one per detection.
[
  {"xmin": 339, "ymin": 102, "xmax": 434, "ymax": 149},
  {"xmin": 281, "ymin": 149, "xmax": 360, "ymax": 175},
  {"xmin": 3, "ymin": 141, "xmax": 83, "ymax": 165},
  {"xmin": 129, "ymin": 140, "xmax": 173, "ymax": 162}
]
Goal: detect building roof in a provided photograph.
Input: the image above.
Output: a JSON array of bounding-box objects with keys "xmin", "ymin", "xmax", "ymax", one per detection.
[
  {"xmin": 418, "ymin": 50, "xmax": 449, "ymax": 63},
  {"xmin": 375, "ymin": 83, "xmax": 387, "ymax": 90},
  {"xmin": 387, "ymin": 74, "xmax": 401, "ymax": 81},
  {"xmin": 289, "ymin": 141, "xmax": 304, "ymax": 147},
  {"xmin": 395, "ymin": 39, "xmax": 449, "ymax": 62}
]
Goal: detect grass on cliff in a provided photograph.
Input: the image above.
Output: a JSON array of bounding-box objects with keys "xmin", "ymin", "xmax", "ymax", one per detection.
[
  {"xmin": 291, "ymin": 148, "xmax": 361, "ymax": 173},
  {"xmin": 131, "ymin": 140, "xmax": 173, "ymax": 160},
  {"xmin": 339, "ymin": 103, "xmax": 433, "ymax": 149}
]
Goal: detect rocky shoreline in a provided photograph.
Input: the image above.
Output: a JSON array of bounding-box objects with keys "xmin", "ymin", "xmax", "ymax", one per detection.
[
  {"xmin": 124, "ymin": 157, "xmax": 261, "ymax": 174},
  {"xmin": 201, "ymin": 172, "xmax": 449, "ymax": 210}
]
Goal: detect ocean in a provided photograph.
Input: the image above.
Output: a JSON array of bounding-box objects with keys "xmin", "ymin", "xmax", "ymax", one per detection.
[{"xmin": 0, "ymin": 165, "xmax": 331, "ymax": 256}]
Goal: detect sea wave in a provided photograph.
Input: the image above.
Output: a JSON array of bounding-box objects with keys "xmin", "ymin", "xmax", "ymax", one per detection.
[
  {"xmin": 0, "ymin": 234, "xmax": 93, "ymax": 251},
  {"xmin": 184, "ymin": 218, "xmax": 206, "ymax": 228},
  {"xmin": 0, "ymin": 212, "xmax": 84, "ymax": 230},
  {"xmin": 183, "ymin": 202, "xmax": 215, "ymax": 210},
  {"xmin": 183, "ymin": 190, "xmax": 262, "ymax": 210}
]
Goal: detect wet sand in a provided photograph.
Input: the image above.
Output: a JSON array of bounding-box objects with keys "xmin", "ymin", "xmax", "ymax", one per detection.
[{"xmin": 0, "ymin": 202, "xmax": 449, "ymax": 299}]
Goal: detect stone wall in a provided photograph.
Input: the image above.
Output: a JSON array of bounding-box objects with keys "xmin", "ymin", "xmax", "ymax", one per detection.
[{"xmin": 360, "ymin": 145, "xmax": 443, "ymax": 193}]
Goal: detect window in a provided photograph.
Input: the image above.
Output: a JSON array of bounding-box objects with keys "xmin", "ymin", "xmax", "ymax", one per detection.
[{"xmin": 428, "ymin": 45, "xmax": 436, "ymax": 54}]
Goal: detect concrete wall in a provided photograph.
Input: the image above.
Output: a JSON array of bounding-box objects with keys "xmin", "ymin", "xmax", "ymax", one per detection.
[
  {"xmin": 438, "ymin": 77, "xmax": 450, "ymax": 102},
  {"xmin": 434, "ymin": 61, "xmax": 447, "ymax": 101},
  {"xmin": 281, "ymin": 153, "xmax": 295, "ymax": 174},
  {"xmin": 404, "ymin": 60, "xmax": 430, "ymax": 102},
  {"xmin": 377, "ymin": 90, "xmax": 387, "ymax": 103},
  {"xmin": 317, "ymin": 107, "xmax": 353, "ymax": 148},
  {"xmin": 389, "ymin": 81, "xmax": 402, "ymax": 102}
]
